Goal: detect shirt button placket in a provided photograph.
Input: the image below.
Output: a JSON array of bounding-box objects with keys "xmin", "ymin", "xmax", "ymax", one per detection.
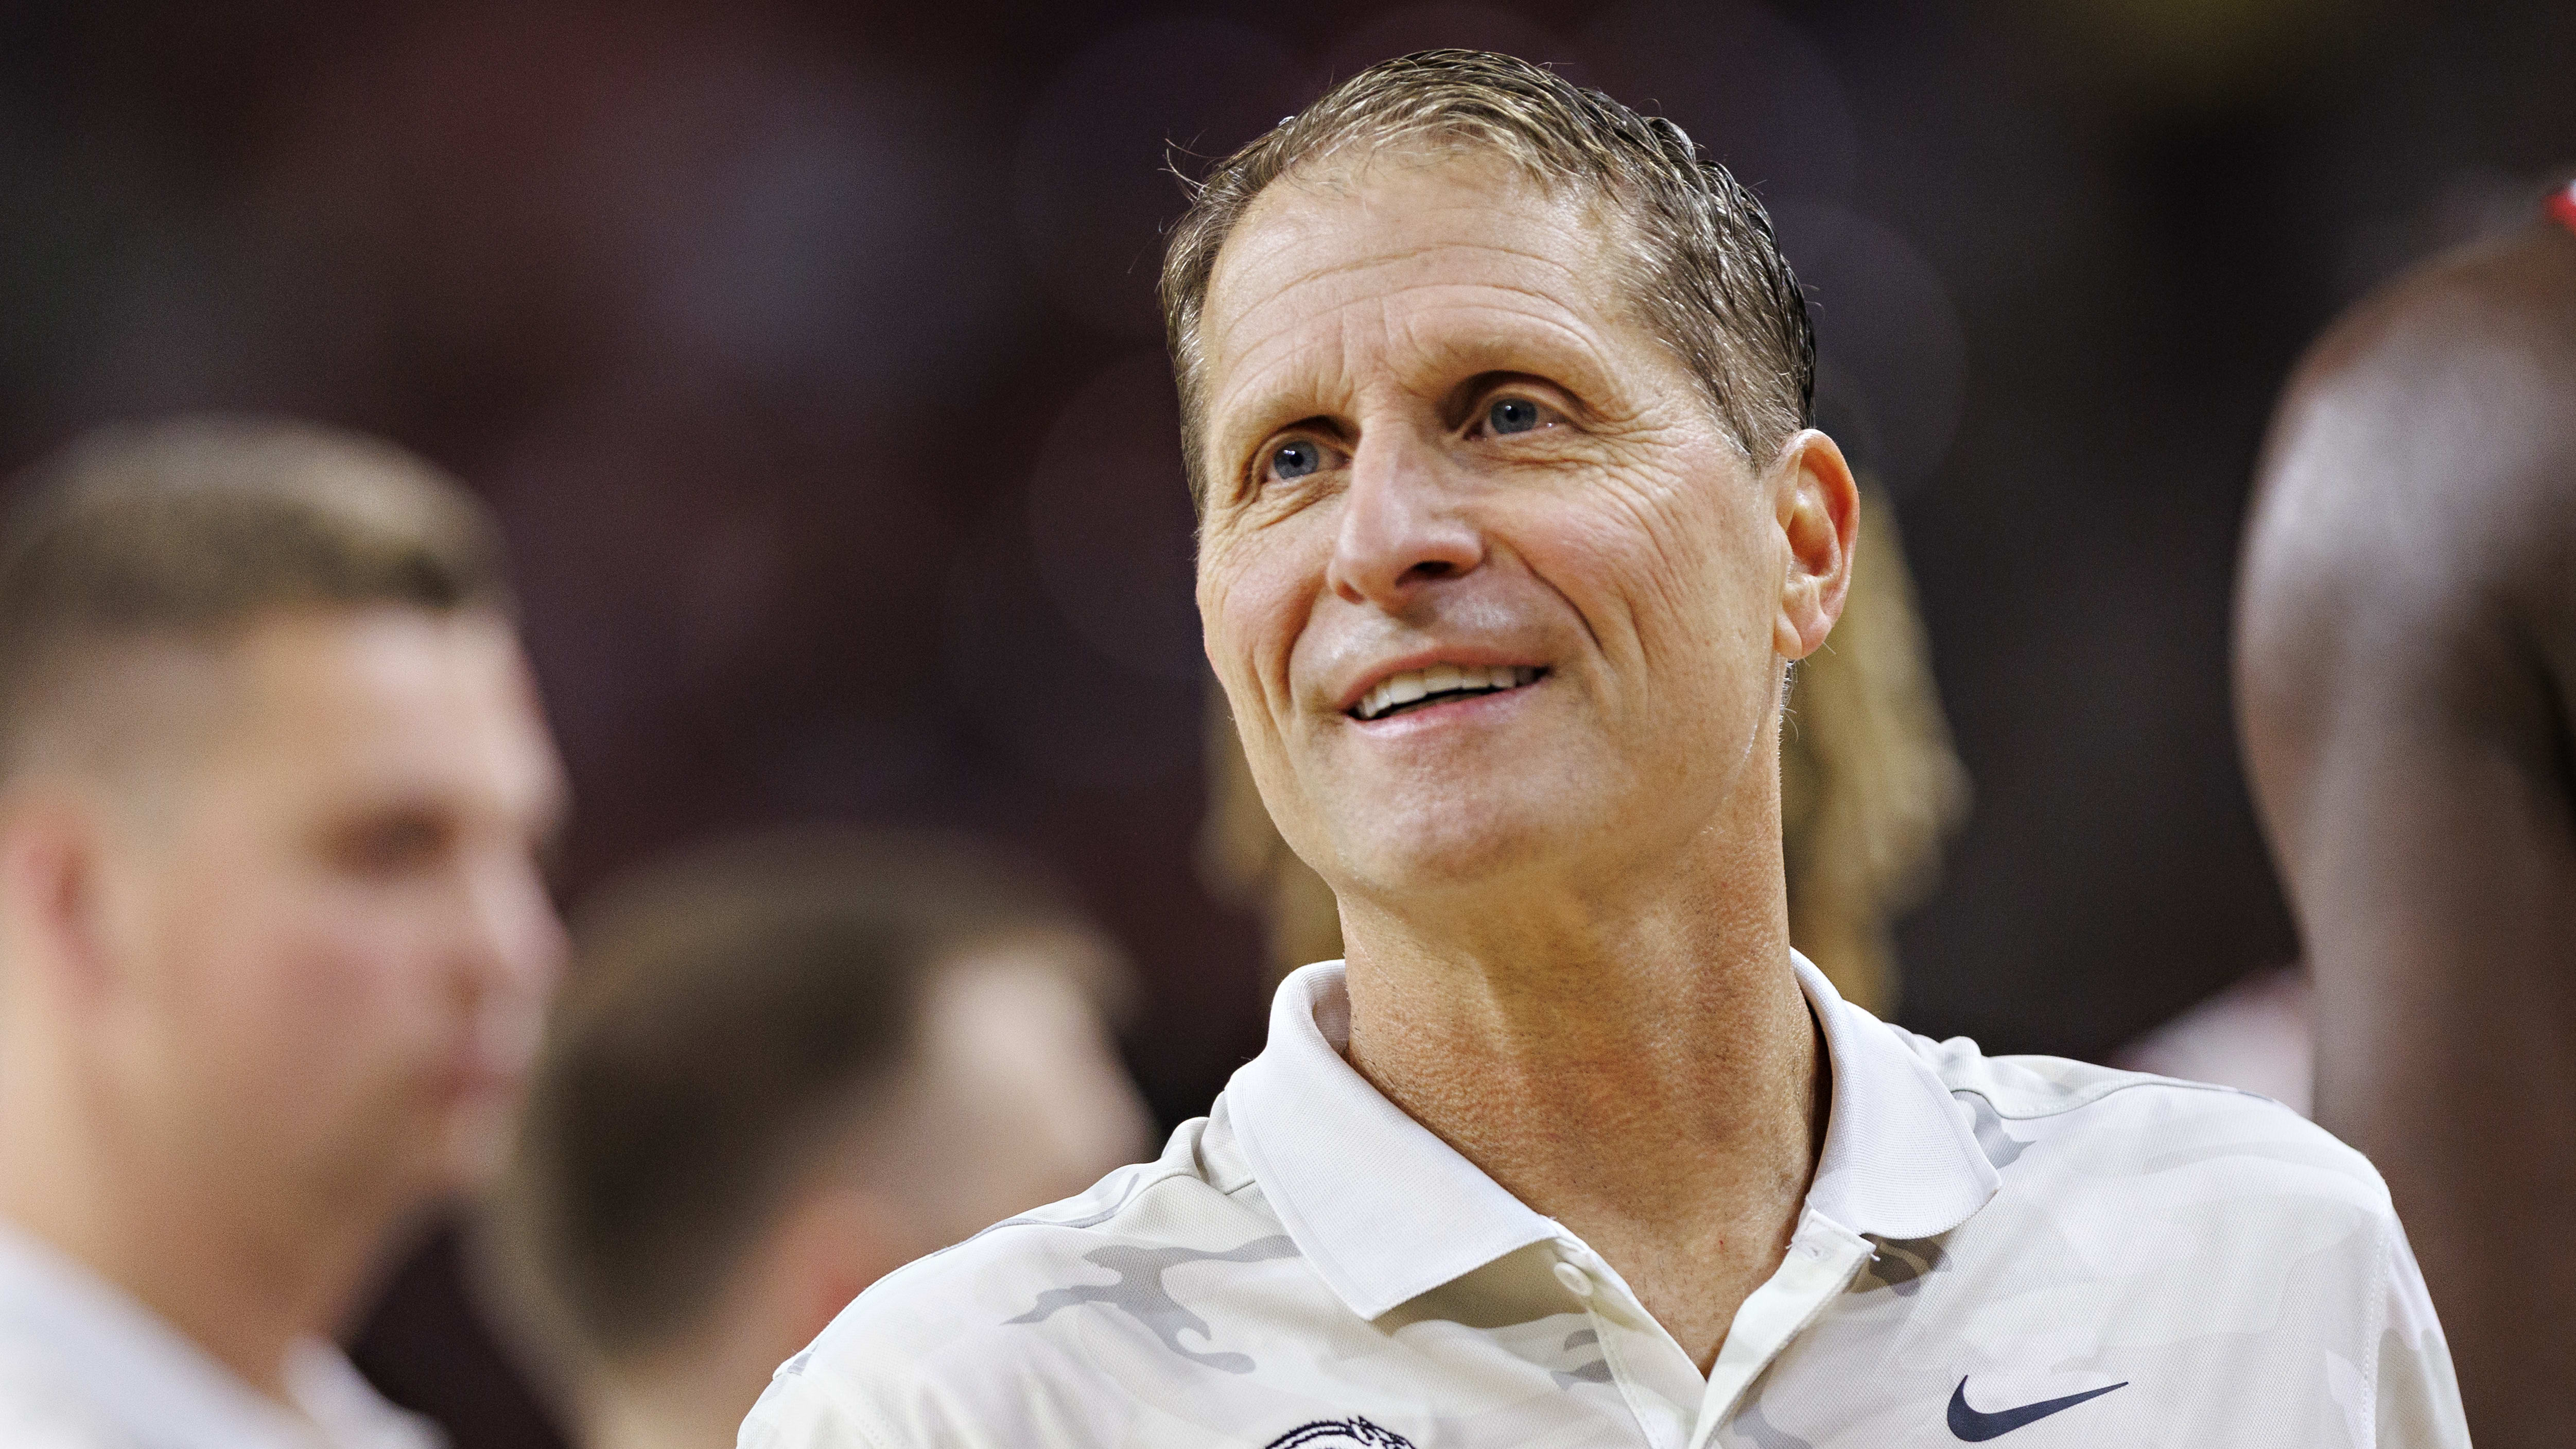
[{"xmin": 1555, "ymin": 1245, "xmax": 1703, "ymax": 1449}]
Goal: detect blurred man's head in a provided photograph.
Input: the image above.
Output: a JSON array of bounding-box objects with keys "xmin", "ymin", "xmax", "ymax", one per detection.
[
  {"xmin": 1170, "ymin": 52, "xmax": 1856, "ymax": 918},
  {"xmin": 0, "ymin": 416, "xmax": 568, "ymax": 1236},
  {"xmin": 491, "ymin": 829, "xmax": 1151, "ymax": 1449}
]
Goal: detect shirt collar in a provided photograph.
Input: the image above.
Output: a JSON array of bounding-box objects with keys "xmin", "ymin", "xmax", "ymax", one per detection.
[
  {"xmin": 1794, "ymin": 953, "xmax": 2000, "ymax": 1239},
  {"xmin": 1224, "ymin": 953, "xmax": 1998, "ymax": 1321}
]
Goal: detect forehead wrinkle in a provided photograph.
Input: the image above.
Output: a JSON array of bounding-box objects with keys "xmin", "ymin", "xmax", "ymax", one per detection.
[
  {"xmin": 1382, "ymin": 288, "xmax": 1627, "ymax": 393},
  {"xmin": 1214, "ymin": 220, "xmax": 1611, "ymax": 334},
  {"xmin": 1206, "ymin": 244, "xmax": 1548, "ymax": 386},
  {"xmin": 1206, "ymin": 316, "xmax": 1362, "ymax": 467},
  {"xmin": 1203, "ymin": 167, "xmax": 1612, "ymax": 365}
]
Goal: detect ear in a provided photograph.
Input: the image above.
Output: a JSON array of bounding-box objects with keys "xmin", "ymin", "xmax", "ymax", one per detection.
[
  {"xmin": 0, "ymin": 786, "xmax": 118, "ymax": 1011},
  {"xmin": 1769, "ymin": 430, "xmax": 1862, "ymax": 661}
]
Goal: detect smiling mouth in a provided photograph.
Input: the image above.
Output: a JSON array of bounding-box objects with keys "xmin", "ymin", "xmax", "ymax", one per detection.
[{"xmin": 1351, "ymin": 664, "xmax": 1546, "ymax": 721}]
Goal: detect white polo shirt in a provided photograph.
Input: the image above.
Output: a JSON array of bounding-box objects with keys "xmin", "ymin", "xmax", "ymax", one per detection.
[
  {"xmin": 744, "ymin": 957, "xmax": 2466, "ymax": 1448},
  {"xmin": 0, "ymin": 1221, "xmax": 438, "ymax": 1449}
]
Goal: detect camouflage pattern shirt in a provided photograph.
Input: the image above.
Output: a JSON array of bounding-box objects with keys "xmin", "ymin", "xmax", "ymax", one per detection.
[{"xmin": 742, "ymin": 958, "xmax": 2467, "ymax": 1449}]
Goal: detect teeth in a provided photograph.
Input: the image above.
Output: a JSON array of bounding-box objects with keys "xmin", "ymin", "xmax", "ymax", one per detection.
[{"xmin": 1354, "ymin": 665, "xmax": 1541, "ymax": 720}]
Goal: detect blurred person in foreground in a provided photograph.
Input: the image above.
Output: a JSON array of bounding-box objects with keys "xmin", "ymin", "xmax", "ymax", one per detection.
[
  {"xmin": 2238, "ymin": 177, "xmax": 2576, "ymax": 1449},
  {"xmin": 749, "ymin": 52, "xmax": 2462, "ymax": 1448},
  {"xmin": 486, "ymin": 830, "xmax": 1152, "ymax": 1449},
  {"xmin": 0, "ymin": 417, "xmax": 569, "ymax": 1448}
]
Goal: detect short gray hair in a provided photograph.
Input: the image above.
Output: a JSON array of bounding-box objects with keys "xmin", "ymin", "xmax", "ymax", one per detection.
[{"xmin": 1160, "ymin": 48, "xmax": 1815, "ymax": 511}]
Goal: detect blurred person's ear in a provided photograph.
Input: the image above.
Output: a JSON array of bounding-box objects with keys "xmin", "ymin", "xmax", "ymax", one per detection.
[{"xmin": 0, "ymin": 786, "xmax": 125, "ymax": 1014}]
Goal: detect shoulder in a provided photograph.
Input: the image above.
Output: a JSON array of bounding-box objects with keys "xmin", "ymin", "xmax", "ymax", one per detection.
[
  {"xmin": 792, "ymin": 1112, "xmax": 1274, "ymax": 1366},
  {"xmin": 1907, "ymin": 1028, "xmax": 2391, "ymax": 1220},
  {"xmin": 1893, "ymin": 1030, "xmax": 2405, "ymax": 1362},
  {"xmin": 2236, "ymin": 223, "xmax": 2576, "ymax": 866},
  {"xmin": 2333, "ymin": 218, "xmax": 2576, "ymax": 378},
  {"xmin": 749, "ymin": 1107, "xmax": 1302, "ymax": 1447},
  {"xmin": 2266, "ymin": 219, "xmax": 2576, "ymax": 499},
  {"xmin": 1847, "ymin": 1029, "xmax": 2443, "ymax": 1438},
  {"xmin": 2246, "ymin": 220, "xmax": 2576, "ymax": 644},
  {"xmin": 1903, "ymin": 1031, "xmax": 2406, "ymax": 1349}
]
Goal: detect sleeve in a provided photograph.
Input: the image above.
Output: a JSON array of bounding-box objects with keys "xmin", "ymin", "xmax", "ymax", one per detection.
[{"xmin": 2374, "ymin": 1217, "xmax": 2468, "ymax": 1448}]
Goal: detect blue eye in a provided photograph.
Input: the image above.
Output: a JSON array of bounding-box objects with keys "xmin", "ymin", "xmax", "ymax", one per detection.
[
  {"xmin": 1271, "ymin": 439, "xmax": 1324, "ymax": 479},
  {"xmin": 1487, "ymin": 396, "xmax": 1543, "ymax": 434}
]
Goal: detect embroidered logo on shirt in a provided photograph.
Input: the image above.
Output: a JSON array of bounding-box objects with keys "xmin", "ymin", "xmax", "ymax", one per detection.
[
  {"xmin": 1946, "ymin": 1376, "xmax": 2127, "ymax": 1440},
  {"xmin": 1004, "ymin": 1235, "xmax": 1300, "ymax": 1373},
  {"xmin": 1263, "ymin": 1416, "xmax": 1416, "ymax": 1448}
]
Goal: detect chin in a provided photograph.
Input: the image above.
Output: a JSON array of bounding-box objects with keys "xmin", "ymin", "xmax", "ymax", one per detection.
[{"xmin": 1334, "ymin": 801, "xmax": 1565, "ymax": 900}]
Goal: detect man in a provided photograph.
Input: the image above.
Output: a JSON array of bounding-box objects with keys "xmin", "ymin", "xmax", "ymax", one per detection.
[
  {"xmin": 485, "ymin": 829, "xmax": 1153, "ymax": 1449},
  {"xmin": 749, "ymin": 52, "xmax": 2463, "ymax": 1448},
  {"xmin": 0, "ymin": 417, "xmax": 570, "ymax": 1448},
  {"xmin": 2238, "ymin": 178, "xmax": 2576, "ymax": 1449}
]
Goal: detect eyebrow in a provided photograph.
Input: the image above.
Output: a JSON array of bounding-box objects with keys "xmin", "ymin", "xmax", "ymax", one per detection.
[{"xmin": 1209, "ymin": 300, "xmax": 1625, "ymax": 476}]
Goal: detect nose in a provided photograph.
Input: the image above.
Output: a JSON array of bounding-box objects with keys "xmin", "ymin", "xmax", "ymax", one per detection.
[
  {"xmin": 455, "ymin": 849, "xmax": 567, "ymax": 1019},
  {"xmin": 1324, "ymin": 427, "xmax": 1484, "ymax": 611}
]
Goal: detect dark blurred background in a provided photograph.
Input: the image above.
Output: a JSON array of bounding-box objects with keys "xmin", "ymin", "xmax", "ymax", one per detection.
[{"xmin": 2, "ymin": 1, "xmax": 2568, "ymax": 1442}]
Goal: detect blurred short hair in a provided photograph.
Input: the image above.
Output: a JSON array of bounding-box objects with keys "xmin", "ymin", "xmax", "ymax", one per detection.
[
  {"xmin": 1160, "ymin": 48, "xmax": 1815, "ymax": 511},
  {"xmin": 0, "ymin": 413, "xmax": 514, "ymax": 775},
  {"xmin": 493, "ymin": 827, "xmax": 1127, "ymax": 1370}
]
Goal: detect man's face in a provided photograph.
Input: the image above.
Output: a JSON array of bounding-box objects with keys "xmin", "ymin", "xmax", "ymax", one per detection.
[
  {"xmin": 1195, "ymin": 150, "xmax": 1807, "ymax": 905},
  {"xmin": 106, "ymin": 608, "xmax": 570, "ymax": 1217}
]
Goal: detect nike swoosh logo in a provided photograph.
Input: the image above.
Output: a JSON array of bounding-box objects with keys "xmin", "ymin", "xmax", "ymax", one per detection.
[{"xmin": 1946, "ymin": 1376, "xmax": 2128, "ymax": 1440}]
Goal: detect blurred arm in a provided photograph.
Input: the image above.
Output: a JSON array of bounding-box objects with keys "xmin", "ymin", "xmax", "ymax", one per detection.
[{"xmin": 2237, "ymin": 219, "xmax": 2576, "ymax": 1449}]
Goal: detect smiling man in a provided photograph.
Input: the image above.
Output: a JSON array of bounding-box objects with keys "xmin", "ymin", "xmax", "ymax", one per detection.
[{"xmin": 745, "ymin": 52, "xmax": 2463, "ymax": 1449}]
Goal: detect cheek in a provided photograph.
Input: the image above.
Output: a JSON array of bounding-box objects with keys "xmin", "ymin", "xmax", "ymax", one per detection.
[
  {"xmin": 1515, "ymin": 475, "xmax": 1777, "ymax": 696},
  {"xmin": 1520, "ymin": 491, "xmax": 1712, "ymax": 636},
  {"xmin": 186, "ymin": 883, "xmax": 445, "ymax": 1085},
  {"xmin": 1198, "ymin": 523, "xmax": 1318, "ymax": 722}
]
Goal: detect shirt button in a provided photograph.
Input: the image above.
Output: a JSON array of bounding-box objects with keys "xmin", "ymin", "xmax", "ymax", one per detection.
[{"xmin": 1553, "ymin": 1261, "xmax": 1595, "ymax": 1298}]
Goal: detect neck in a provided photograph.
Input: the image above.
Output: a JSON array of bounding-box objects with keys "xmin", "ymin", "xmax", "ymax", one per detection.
[
  {"xmin": 1338, "ymin": 816, "xmax": 1824, "ymax": 1372},
  {"xmin": 584, "ymin": 1329, "xmax": 788, "ymax": 1449},
  {"xmin": 585, "ymin": 1384, "xmax": 747, "ymax": 1449},
  {"xmin": 0, "ymin": 1025, "xmax": 395, "ymax": 1403}
]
